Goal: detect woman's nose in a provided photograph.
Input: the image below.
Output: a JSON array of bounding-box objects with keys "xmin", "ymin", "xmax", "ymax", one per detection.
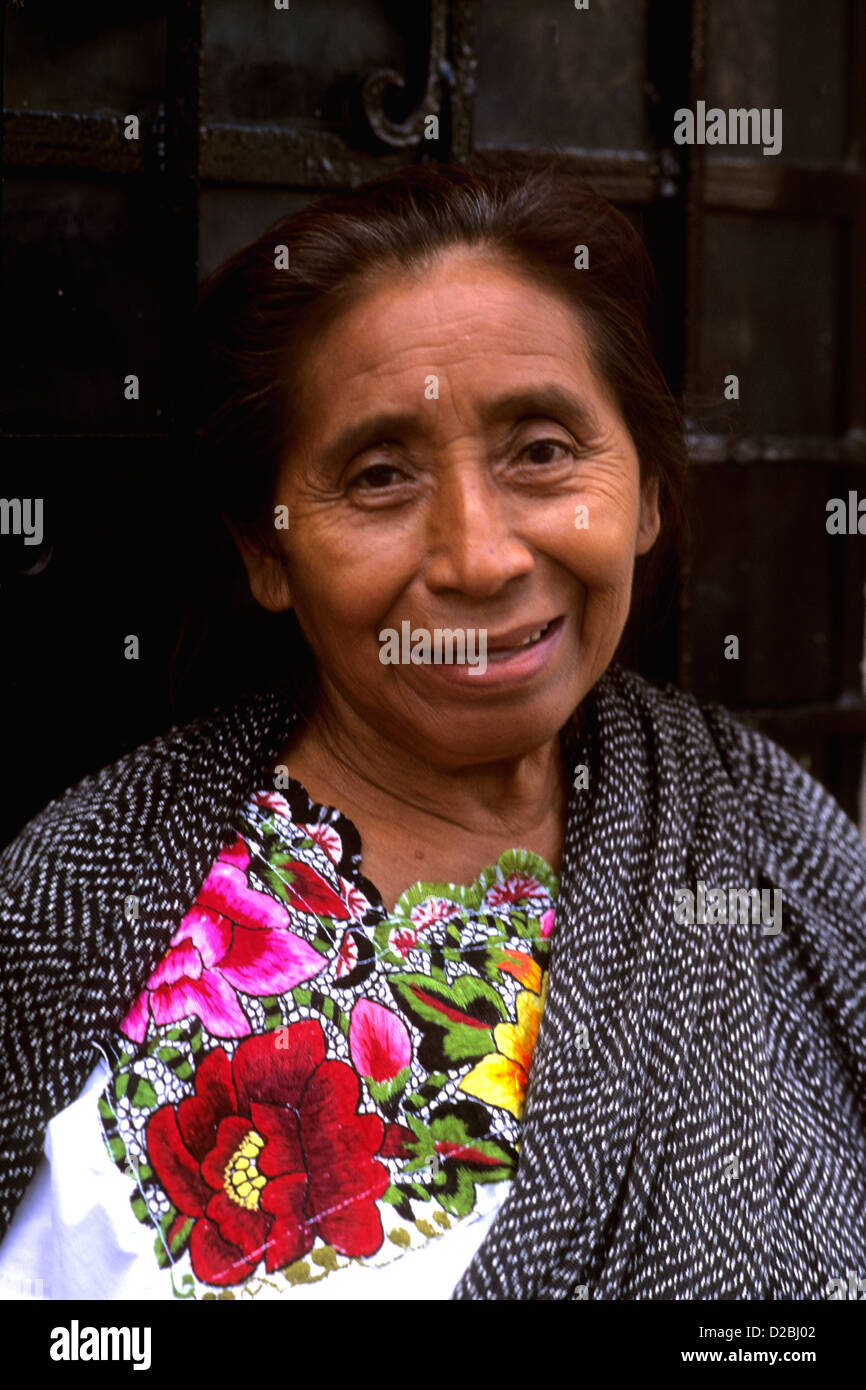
[{"xmin": 422, "ymin": 464, "xmax": 535, "ymax": 597}]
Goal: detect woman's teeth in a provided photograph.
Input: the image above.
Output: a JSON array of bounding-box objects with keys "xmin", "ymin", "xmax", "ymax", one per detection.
[{"xmin": 487, "ymin": 621, "xmax": 552, "ymax": 660}]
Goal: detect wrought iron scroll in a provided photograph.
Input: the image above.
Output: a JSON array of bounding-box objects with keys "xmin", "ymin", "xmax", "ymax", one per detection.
[{"xmin": 360, "ymin": 0, "xmax": 449, "ymax": 148}]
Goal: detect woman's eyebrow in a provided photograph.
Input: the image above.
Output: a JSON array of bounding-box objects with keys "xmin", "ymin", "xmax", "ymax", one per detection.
[
  {"xmin": 320, "ymin": 410, "xmax": 421, "ymax": 470},
  {"xmin": 319, "ymin": 385, "xmax": 602, "ymax": 468},
  {"xmin": 482, "ymin": 386, "xmax": 602, "ymax": 437}
]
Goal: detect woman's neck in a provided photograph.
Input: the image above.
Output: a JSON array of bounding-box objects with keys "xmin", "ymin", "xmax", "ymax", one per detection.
[{"xmin": 273, "ymin": 683, "xmax": 569, "ymax": 850}]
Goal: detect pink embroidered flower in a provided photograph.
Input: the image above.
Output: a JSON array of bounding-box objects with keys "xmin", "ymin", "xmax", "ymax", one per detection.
[
  {"xmin": 335, "ymin": 931, "xmax": 359, "ymax": 979},
  {"xmin": 540, "ymin": 908, "xmax": 555, "ymax": 938},
  {"xmin": 386, "ymin": 897, "xmax": 460, "ymax": 958},
  {"xmin": 339, "ymin": 876, "xmax": 369, "ymax": 918},
  {"xmin": 409, "ymin": 897, "xmax": 462, "ymax": 930},
  {"xmin": 349, "ymin": 999, "xmax": 412, "ymax": 1082},
  {"xmin": 299, "ymin": 823, "xmax": 343, "ymax": 865},
  {"xmin": 334, "ymin": 929, "xmax": 376, "ymax": 987},
  {"xmin": 120, "ymin": 837, "xmax": 328, "ymax": 1042},
  {"xmin": 388, "ymin": 926, "xmax": 418, "ymax": 959},
  {"xmin": 483, "ymin": 871, "xmax": 547, "ymax": 908},
  {"xmin": 253, "ymin": 791, "xmax": 291, "ymax": 819}
]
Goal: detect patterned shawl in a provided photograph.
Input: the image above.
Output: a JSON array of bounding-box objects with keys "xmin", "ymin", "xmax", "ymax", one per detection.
[{"xmin": 2, "ymin": 663, "xmax": 866, "ymax": 1297}]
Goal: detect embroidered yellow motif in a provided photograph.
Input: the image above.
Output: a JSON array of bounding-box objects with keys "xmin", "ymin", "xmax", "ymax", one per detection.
[{"xmin": 224, "ymin": 1130, "xmax": 267, "ymax": 1210}]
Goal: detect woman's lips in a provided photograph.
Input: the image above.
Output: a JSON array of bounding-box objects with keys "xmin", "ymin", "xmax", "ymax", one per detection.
[
  {"xmin": 486, "ymin": 617, "xmax": 557, "ymax": 652},
  {"xmin": 486, "ymin": 618, "xmax": 555, "ymax": 660},
  {"xmin": 420, "ymin": 615, "xmax": 566, "ymax": 688}
]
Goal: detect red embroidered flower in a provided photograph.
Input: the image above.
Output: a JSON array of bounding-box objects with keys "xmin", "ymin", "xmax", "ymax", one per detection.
[
  {"xmin": 483, "ymin": 871, "xmax": 547, "ymax": 908},
  {"xmin": 146, "ymin": 1024, "xmax": 391, "ymax": 1286}
]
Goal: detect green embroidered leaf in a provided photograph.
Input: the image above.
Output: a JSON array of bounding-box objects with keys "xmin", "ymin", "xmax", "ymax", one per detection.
[
  {"xmin": 131, "ymin": 1193, "xmax": 149, "ymax": 1224},
  {"xmin": 263, "ymin": 865, "xmax": 294, "ymax": 906},
  {"xmin": 129, "ymin": 1076, "xmax": 158, "ymax": 1109},
  {"xmin": 403, "ymin": 1179, "xmax": 432, "ymax": 1202},
  {"xmin": 154, "ymin": 1207, "xmax": 178, "ymax": 1270},
  {"xmin": 365, "ymin": 1066, "xmax": 411, "ymax": 1105},
  {"xmin": 169, "ymin": 1216, "xmax": 195, "ymax": 1255},
  {"xmin": 373, "ymin": 918, "xmax": 397, "ymax": 963},
  {"xmin": 382, "ymin": 1183, "xmax": 409, "ymax": 1208},
  {"xmin": 467, "ymin": 847, "xmax": 559, "ymax": 907},
  {"xmin": 397, "ymin": 1105, "xmax": 517, "ymax": 1218},
  {"xmin": 388, "ymin": 971, "xmax": 508, "ymax": 1067},
  {"xmin": 391, "ymin": 879, "xmax": 467, "ymax": 920},
  {"xmin": 107, "ymin": 1136, "xmax": 126, "ymax": 1163}
]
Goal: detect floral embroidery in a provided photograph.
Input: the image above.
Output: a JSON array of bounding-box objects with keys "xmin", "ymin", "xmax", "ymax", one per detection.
[
  {"xmin": 348, "ymin": 999, "xmax": 412, "ymax": 1086},
  {"xmin": 459, "ymin": 975, "xmax": 548, "ymax": 1119},
  {"xmin": 146, "ymin": 1026, "xmax": 392, "ymax": 1286},
  {"xmin": 98, "ymin": 776, "xmax": 557, "ymax": 1298},
  {"xmin": 120, "ymin": 836, "xmax": 335, "ymax": 1042}
]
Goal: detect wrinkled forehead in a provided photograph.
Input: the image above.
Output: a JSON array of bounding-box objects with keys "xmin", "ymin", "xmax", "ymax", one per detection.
[{"xmin": 288, "ymin": 247, "xmax": 615, "ymax": 442}]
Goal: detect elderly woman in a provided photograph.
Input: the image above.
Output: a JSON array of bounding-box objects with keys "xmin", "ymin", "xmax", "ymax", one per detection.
[{"xmin": 1, "ymin": 155, "xmax": 865, "ymax": 1303}]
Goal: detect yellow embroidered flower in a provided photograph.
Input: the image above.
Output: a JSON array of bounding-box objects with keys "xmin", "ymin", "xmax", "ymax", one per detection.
[
  {"xmin": 459, "ymin": 973, "xmax": 548, "ymax": 1119},
  {"xmin": 496, "ymin": 948, "xmax": 543, "ymax": 993}
]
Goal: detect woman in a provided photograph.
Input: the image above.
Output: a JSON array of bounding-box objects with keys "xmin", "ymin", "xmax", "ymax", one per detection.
[{"xmin": 1, "ymin": 155, "xmax": 865, "ymax": 1301}]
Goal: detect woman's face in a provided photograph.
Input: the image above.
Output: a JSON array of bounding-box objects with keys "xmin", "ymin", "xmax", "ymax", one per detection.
[{"xmin": 239, "ymin": 247, "xmax": 660, "ymax": 768}]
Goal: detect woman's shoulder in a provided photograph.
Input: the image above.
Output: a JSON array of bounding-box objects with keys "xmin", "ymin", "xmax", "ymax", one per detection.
[
  {"xmin": 604, "ymin": 663, "xmax": 866, "ymax": 884},
  {"xmin": 603, "ymin": 661, "xmax": 801, "ymax": 781},
  {"xmin": 598, "ymin": 661, "xmax": 763, "ymax": 787},
  {"xmin": 0, "ymin": 689, "xmax": 292, "ymax": 888}
]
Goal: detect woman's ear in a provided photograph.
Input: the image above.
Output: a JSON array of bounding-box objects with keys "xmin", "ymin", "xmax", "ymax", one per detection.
[
  {"xmin": 635, "ymin": 474, "xmax": 661, "ymax": 556},
  {"xmin": 225, "ymin": 517, "xmax": 293, "ymax": 614}
]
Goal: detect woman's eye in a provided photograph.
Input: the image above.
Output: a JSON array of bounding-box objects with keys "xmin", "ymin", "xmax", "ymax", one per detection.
[
  {"xmin": 520, "ymin": 438, "xmax": 576, "ymax": 464},
  {"xmin": 350, "ymin": 463, "xmax": 405, "ymax": 490}
]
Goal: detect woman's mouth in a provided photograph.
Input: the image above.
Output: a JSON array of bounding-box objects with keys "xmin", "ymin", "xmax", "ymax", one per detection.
[
  {"xmin": 486, "ymin": 618, "xmax": 557, "ymax": 661},
  {"xmin": 417, "ymin": 615, "xmax": 567, "ymax": 689}
]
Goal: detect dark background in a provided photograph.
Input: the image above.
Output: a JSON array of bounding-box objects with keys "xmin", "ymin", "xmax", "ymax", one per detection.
[{"xmin": 2, "ymin": 0, "xmax": 865, "ymax": 849}]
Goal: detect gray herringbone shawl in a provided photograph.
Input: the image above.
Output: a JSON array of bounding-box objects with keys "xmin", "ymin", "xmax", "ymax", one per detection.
[{"xmin": 2, "ymin": 663, "xmax": 866, "ymax": 1298}]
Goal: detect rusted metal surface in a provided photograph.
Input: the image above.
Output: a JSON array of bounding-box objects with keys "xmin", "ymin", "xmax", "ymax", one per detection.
[
  {"xmin": 199, "ymin": 121, "xmax": 409, "ymax": 187},
  {"xmin": 686, "ymin": 430, "xmax": 866, "ymax": 464},
  {"xmin": 4, "ymin": 113, "xmax": 857, "ymax": 217},
  {"xmin": 447, "ymin": 0, "xmax": 477, "ymax": 162},
  {"xmin": 704, "ymin": 159, "xmax": 858, "ymax": 215},
  {"xmin": 3, "ymin": 109, "xmax": 147, "ymax": 173},
  {"xmin": 360, "ymin": 0, "xmax": 447, "ymax": 148}
]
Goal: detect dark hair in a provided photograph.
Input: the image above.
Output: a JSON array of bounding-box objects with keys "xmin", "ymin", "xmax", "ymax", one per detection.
[{"xmin": 173, "ymin": 152, "xmax": 688, "ymax": 717}]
